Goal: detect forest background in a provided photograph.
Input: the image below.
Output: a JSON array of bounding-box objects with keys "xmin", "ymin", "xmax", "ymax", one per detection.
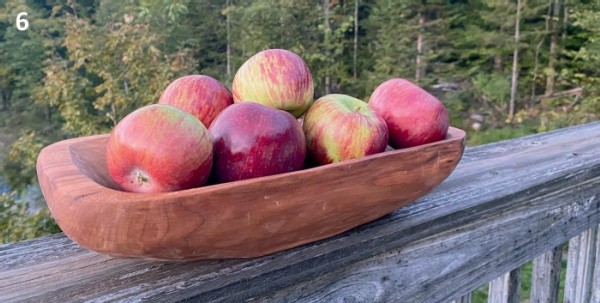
[
  {"xmin": 0, "ymin": 0, "xmax": 600, "ymax": 302},
  {"xmin": 2, "ymin": 0, "xmax": 599, "ymax": 244},
  {"xmin": 0, "ymin": 0, "xmax": 598, "ymax": 300}
]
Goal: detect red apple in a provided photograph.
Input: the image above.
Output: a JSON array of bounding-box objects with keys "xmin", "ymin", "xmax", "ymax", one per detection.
[
  {"xmin": 232, "ymin": 49, "xmax": 314, "ymax": 118},
  {"xmin": 106, "ymin": 104, "xmax": 213, "ymax": 193},
  {"xmin": 303, "ymin": 94, "xmax": 388, "ymax": 165},
  {"xmin": 368, "ymin": 78, "xmax": 449, "ymax": 148},
  {"xmin": 158, "ymin": 75, "xmax": 233, "ymax": 127},
  {"xmin": 209, "ymin": 102, "xmax": 306, "ymax": 183}
]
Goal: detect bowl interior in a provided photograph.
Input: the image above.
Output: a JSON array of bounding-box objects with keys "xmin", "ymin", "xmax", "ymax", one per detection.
[
  {"xmin": 68, "ymin": 128, "xmax": 465, "ymax": 193},
  {"xmin": 69, "ymin": 137, "xmax": 120, "ymax": 190}
]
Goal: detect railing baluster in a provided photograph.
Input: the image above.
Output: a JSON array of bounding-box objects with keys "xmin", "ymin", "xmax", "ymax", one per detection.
[
  {"xmin": 530, "ymin": 246, "xmax": 562, "ymax": 303},
  {"xmin": 487, "ymin": 268, "xmax": 521, "ymax": 303},
  {"xmin": 564, "ymin": 226, "xmax": 598, "ymax": 303},
  {"xmin": 591, "ymin": 225, "xmax": 600, "ymax": 303},
  {"xmin": 450, "ymin": 293, "xmax": 471, "ymax": 303}
]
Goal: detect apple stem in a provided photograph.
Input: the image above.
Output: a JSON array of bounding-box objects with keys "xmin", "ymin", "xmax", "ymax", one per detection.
[{"xmin": 136, "ymin": 171, "xmax": 148, "ymax": 184}]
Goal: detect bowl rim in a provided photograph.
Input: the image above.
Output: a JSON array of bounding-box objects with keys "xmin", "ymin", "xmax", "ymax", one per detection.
[
  {"xmin": 38, "ymin": 126, "xmax": 466, "ymax": 203},
  {"xmin": 36, "ymin": 126, "xmax": 466, "ymax": 209}
]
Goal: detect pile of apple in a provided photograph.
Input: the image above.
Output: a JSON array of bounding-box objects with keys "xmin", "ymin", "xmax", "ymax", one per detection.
[{"xmin": 106, "ymin": 49, "xmax": 449, "ymax": 193}]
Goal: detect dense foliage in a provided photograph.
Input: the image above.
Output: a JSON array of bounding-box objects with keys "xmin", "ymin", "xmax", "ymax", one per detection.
[
  {"xmin": 0, "ymin": 1, "xmax": 597, "ymax": 301},
  {"xmin": 0, "ymin": 0, "xmax": 598, "ymax": 244}
]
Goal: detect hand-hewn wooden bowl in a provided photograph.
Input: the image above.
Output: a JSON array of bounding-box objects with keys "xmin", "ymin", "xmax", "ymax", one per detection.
[{"xmin": 36, "ymin": 127, "xmax": 465, "ymax": 260}]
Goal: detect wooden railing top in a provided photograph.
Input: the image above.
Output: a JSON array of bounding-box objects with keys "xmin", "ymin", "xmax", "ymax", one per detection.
[{"xmin": 1, "ymin": 121, "xmax": 600, "ymax": 303}]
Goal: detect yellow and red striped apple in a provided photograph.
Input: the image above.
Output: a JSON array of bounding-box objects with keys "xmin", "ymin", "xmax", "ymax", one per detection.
[
  {"xmin": 232, "ymin": 49, "xmax": 314, "ymax": 118},
  {"xmin": 369, "ymin": 78, "xmax": 449, "ymax": 148},
  {"xmin": 158, "ymin": 75, "xmax": 233, "ymax": 127},
  {"xmin": 209, "ymin": 102, "xmax": 306, "ymax": 183},
  {"xmin": 106, "ymin": 104, "xmax": 213, "ymax": 193},
  {"xmin": 303, "ymin": 94, "xmax": 388, "ymax": 165}
]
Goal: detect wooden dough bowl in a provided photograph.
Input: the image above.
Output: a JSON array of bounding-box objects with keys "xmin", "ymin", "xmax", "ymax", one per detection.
[{"xmin": 36, "ymin": 127, "xmax": 466, "ymax": 260}]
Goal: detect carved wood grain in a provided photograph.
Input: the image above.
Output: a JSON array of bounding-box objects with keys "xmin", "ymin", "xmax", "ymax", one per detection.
[{"xmin": 36, "ymin": 128, "xmax": 465, "ymax": 260}]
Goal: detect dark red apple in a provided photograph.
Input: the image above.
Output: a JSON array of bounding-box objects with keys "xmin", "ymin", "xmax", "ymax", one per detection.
[
  {"xmin": 303, "ymin": 94, "xmax": 388, "ymax": 165},
  {"xmin": 209, "ymin": 102, "xmax": 306, "ymax": 183},
  {"xmin": 106, "ymin": 104, "xmax": 213, "ymax": 193},
  {"xmin": 368, "ymin": 78, "xmax": 449, "ymax": 148},
  {"xmin": 232, "ymin": 49, "xmax": 314, "ymax": 118},
  {"xmin": 159, "ymin": 75, "xmax": 233, "ymax": 127}
]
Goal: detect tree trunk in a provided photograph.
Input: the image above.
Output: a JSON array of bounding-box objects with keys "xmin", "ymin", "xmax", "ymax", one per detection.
[
  {"xmin": 0, "ymin": 89, "xmax": 4, "ymax": 111},
  {"xmin": 0, "ymin": 89, "xmax": 10, "ymax": 111},
  {"xmin": 562, "ymin": 0, "xmax": 568, "ymax": 41},
  {"xmin": 531, "ymin": 1, "xmax": 553, "ymax": 102},
  {"xmin": 45, "ymin": 105, "xmax": 52, "ymax": 127},
  {"xmin": 546, "ymin": 34, "xmax": 557, "ymax": 97},
  {"xmin": 4, "ymin": 90, "xmax": 10, "ymax": 110},
  {"xmin": 415, "ymin": 11, "xmax": 425, "ymax": 82},
  {"xmin": 353, "ymin": 0, "xmax": 359, "ymax": 79},
  {"xmin": 545, "ymin": 0, "xmax": 561, "ymax": 97},
  {"xmin": 494, "ymin": 54, "xmax": 502, "ymax": 73},
  {"xmin": 509, "ymin": 0, "xmax": 522, "ymax": 122},
  {"xmin": 111, "ymin": 101, "xmax": 117, "ymax": 126},
  {"xmin": 226, "ymin": 0, "xmax": 232, "ymax": 78},
  {"xmin": 280, "ymin": 14, "xmax": 285, "ymax": 45},
  {"xmin": 324, "ymin": 0, "xmax": 331, "ymax": 94}
]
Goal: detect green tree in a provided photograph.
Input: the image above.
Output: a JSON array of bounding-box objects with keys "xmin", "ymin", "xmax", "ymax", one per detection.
[
  {"xmin": 0, "ymin": 0, "xmax": 67, "ymax": 192},
  {"xmin": 38, "ymin": 7, "xmax": 194, "ymax": 137},
  {"xmin": 0, "ymin": 192, "xmax": 60, "ymax": 244}
]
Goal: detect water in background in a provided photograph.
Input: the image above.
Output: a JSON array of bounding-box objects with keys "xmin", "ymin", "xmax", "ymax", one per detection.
[
  {"xmin": 0, "ymin": 176, "xmax": 45, "ymax": 212},
  {"xmin": 0, "ymin": 176, "xmax": 9, "ymax": 194}
]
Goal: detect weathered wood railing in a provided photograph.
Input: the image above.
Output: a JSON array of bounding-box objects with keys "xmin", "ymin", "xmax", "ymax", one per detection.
[{"xmin": 1, "ymin": 121, "xmax": 600, "ymax": 303}]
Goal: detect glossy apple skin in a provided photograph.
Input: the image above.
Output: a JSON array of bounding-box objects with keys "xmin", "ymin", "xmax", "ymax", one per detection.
[
  {"xmin": 106, "ymin": 104, "xmax": 213, "ymax": 193},
  {"xmin": 303, "ymin": 94, "xmax": 388, "ymax": 165},
  {"xmin": 209, "ymin": 102, "xmax": 306, "ymax": 183},
  {"xmin": 232, "ymin": 49, "xmax": 314, "ymax": 118},
  {"xmin": 158, "ymin": 75, "xmax": 233, "ymax": 127},
  {"xmin": 368, "ymin": 78, "xmax": 449, "ymax": 148}
]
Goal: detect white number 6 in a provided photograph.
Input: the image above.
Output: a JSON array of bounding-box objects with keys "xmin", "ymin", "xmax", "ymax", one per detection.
[{"xmin": 16, "ymin": 12, "xmax": 29, "ymax": 31}]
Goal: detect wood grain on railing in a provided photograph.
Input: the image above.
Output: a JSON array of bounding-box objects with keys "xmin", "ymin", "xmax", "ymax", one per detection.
[{"xmin": 1, "ymin": 121, "xmax": 600, "ymax": 303}]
